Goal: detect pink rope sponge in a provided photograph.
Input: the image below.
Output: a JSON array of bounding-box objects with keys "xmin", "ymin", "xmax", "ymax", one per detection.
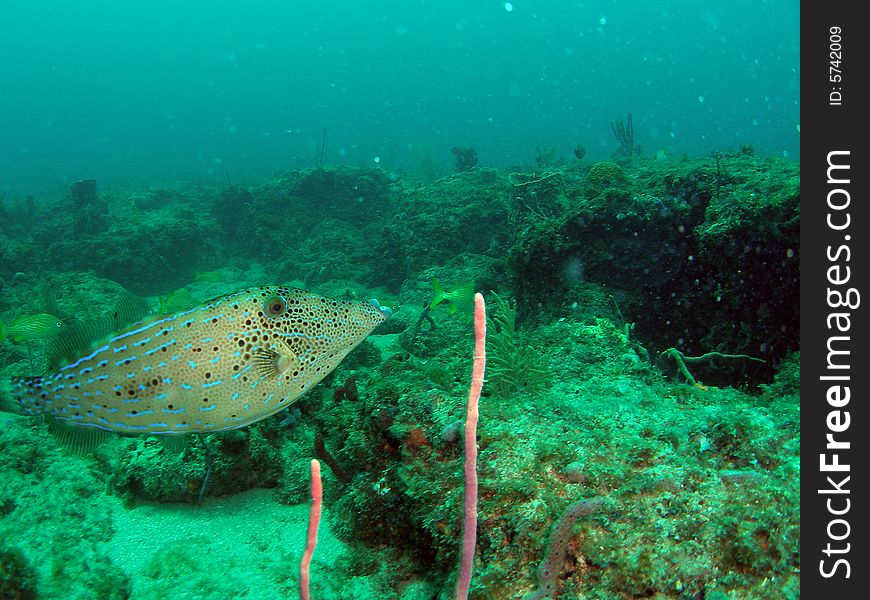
[
  {"xmin": 299, "ymin": 459, "xmax": 322, "ymax": 600},
  {"xmin": 455, "ymin": 292, "xmax": 486, "ymax": 599},
  {"xmin": 298, "ymin": 292, "xmax": 487, "ymax": 600}
]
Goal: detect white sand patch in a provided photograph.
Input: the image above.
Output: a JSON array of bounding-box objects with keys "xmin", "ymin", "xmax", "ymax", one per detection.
[{"xmin": 106, "ymin": 488, "xmax": 343, "ymax": 600}]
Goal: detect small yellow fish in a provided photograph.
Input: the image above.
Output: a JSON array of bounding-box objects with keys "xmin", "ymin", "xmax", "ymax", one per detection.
[
  {"xmin": 158, "ymin": 287, "xmax": 195, "ymax": 314},
  {"xmin": 194, "ymin": 270, "xmax": 225, "ymax": 284},
  {"xmin": 429, "ymin": 279, "xmax": 475, "ymax": 316},
  {"xmin": 0, "ymin": 313, "xmax": 66, "ymax": 343}
]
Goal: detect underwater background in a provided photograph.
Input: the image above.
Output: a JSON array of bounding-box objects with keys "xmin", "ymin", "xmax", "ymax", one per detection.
[{"xmin": 1, "ymin": 1, "xmax": 799, "ymax": 599}]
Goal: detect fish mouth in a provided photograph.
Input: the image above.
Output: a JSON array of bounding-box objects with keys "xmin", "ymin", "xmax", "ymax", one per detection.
[{"xmin": 368, "ymin": 298, "xmax": 393, "ymax": 319}]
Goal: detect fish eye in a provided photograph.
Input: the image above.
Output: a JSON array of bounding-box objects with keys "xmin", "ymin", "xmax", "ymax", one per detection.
[{"xmin": 264, "ymin": 296, "xmax": 288, "ymax": 318}]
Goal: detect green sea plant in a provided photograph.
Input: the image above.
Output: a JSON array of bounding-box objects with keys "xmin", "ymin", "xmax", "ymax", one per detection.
[{"xmin": 485, "ymin": 292, "xmax": 551, "ymax": 397}]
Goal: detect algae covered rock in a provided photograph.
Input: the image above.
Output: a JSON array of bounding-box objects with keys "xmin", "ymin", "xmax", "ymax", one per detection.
[
  {"xmin": 0, "ymin": 546, "xmax": 37, "ymax": 600},
  {"xmin": 583, "ymin": 160, "xmax": 630, "ymax": 195}
]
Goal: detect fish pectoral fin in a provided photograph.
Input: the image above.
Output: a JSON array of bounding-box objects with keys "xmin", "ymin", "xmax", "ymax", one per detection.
[{"xmin": 252, "ymin": 340, "xmax": 299, "ymax": 380}]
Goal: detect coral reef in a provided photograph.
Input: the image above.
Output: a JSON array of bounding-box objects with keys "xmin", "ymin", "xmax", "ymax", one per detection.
[{"xmin": 0, "ymin": 152, "xmax": 800, "ymax": 598}]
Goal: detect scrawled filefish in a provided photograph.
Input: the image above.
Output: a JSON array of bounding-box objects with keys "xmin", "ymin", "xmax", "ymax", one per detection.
[{"xmin": 0, "ymin": 286, "xmax": 390, "ymax": 436}]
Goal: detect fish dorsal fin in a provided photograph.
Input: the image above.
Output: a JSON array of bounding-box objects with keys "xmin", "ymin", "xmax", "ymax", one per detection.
[
  {"xmin": 46, "ymin": 417, "xmax": 113, "ymax": 455},
  {"xmin": 46, "ymin": 291, "xmax": 153, "ymax": 370},
  {"xmin": 46, "ymin": 314, "xmax": 115, "ymax": 370},
  {"xmin": 107, "ymin": 291, "xmax": 153, "ymax": 330}
]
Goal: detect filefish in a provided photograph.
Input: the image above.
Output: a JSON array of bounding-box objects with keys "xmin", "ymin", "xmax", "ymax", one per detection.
[
  {"xmin": 0, "ymin": 313, "xmax": 66, "ymax": 343},
  {"xmin": 0, "ymin": 286, "xmax": 390, "ymax": 436}
]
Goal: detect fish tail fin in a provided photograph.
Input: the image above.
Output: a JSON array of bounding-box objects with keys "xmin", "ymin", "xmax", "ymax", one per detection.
[
  {"xmin": 0, "ymin": 376, "xmax": 23, "ymax": 415},
  {"xmin": 429, "ymin": 278, "xmax": 447, "ymax": 310}
]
